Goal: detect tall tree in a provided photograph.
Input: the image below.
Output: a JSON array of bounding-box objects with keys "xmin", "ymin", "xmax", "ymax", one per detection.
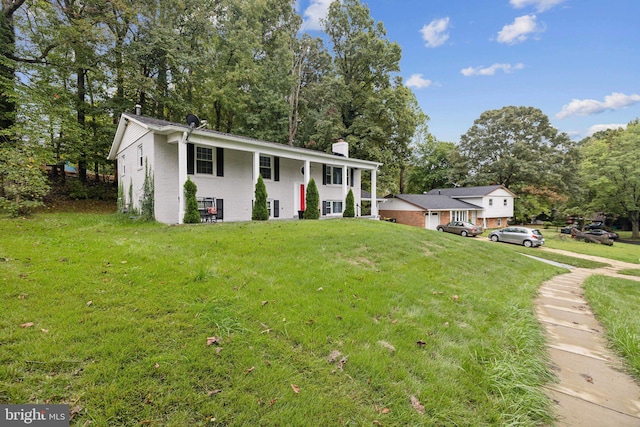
[
  {"xmin": 321, "ymin": 0, "xmax": 424, "ymax": 193},
  {"xmin": 580, "ymin": 121, "xmax": 640, "ymax": 238},
  {"xmin": 457, "ymin": 106, "xmax": 576, "ymax": 190},
  {"xmin": 0, "ymin": 0, "xmax": 26, "ymax": 143},
  {"xmin": 406, "ymin": 124, "xmax": 457, "ymax": 194}
]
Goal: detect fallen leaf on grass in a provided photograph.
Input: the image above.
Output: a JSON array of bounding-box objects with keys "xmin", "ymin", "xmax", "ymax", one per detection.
[
  {"xmin": 208, "ymin": 389, "xmax": 222, "ymax": 396},
  {"xmin": 416, "ymin": 340, "xmax": 426, "ymax": 347},
  {"xmin": 86, "ymin": 300, "xmax": 92, "ymax": 307},
  {"xmin": 41, "ymin": 329, "xmax": 49, "ymax": 333},
  {"xmin": 69, "ymin": 405, "xmax": 83, "ymax": 420},
  {"xmin": 373, "ymin": 421, "xmax": 382, "ymax": 426},
  {"xmin": 410, "ymin": 395, "xmax": 425, "ymax": 414},
  {"xmin": 206, "ymin": 336, "xmax": 222, "ymax": 346},
  {"xmin": 154, "ymin": 363, "xmax": 159, "ymax": 369},
  {"xmin": 377, "ymin": 341, "xmax": 396, "ymax": 353},
  {"xmin": 452, "ymin": 295, "xmax": 459, "ymax": 302},
  {"xmin": 381, "ymin": 408, "xmax": 390, "ymax": 414},
  {"xmin": 291, "ymin": 384, "xmax": 300, "ymax": 394},
  {"xmin": 327, "ymin": 350, "xmax": 342, "ymax": 364},
  {"xmin": 245, "ymin": 366, "xmax": 255, "ymax": 374},
  {"xmin": 261, "ymin": 300, "xmax": 268, "ymax": 306},
  {"xmin": 20, "ymin": 322, "xmax": 34, "ymax": 328}
]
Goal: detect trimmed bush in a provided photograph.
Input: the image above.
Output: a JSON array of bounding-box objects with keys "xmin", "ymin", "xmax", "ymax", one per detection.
[
  {"xmin": 183, "ymin": 178, "xmax": 200, "ymax": 224},
  {"xmin": 343, "ymin": 188, "xmax": 355, "ymax": 217},
  {"xmin": 304, "ymin": 178, "xmax": 320, "ymax": 219},
  {"xmin": 252, "ymin": 175, "xmax": 269, "ymax": 220}
]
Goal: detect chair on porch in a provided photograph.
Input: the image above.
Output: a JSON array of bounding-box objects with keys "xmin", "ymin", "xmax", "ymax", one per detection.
[{"xmin": 197, "ymin": 197, "xmax": 217, "ymax": 223}]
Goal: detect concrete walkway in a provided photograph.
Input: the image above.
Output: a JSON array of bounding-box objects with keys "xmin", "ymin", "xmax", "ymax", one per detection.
[{"xmin": 535, "ymin": 248, "xmax": 640, "ymax": 426}]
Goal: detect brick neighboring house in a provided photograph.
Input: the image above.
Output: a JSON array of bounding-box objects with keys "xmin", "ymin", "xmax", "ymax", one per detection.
[{"xmin": 379, "ymin": 185, "xmax": 516, "ymax": 230}]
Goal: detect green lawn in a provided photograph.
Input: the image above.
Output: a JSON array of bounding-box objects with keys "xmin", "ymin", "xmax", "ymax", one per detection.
[
  {"xmin": 1, "ymin": 214, "xmax": 569, "ymax": 425},
  {"xmin": 540, "ymin": 230, "xmax": 640, "ymax": 264},
  {"xmin": 584, "ymin": 275, "xmax": 640, "ymax": 379}
]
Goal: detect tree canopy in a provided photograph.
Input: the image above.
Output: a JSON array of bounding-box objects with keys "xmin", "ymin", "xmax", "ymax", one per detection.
[{"xmin": 579, "ymin": 121, "xmax": 640, "ymax": 238}]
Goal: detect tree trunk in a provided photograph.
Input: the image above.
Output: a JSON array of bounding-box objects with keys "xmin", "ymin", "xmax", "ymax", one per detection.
[
  {"xmin": 631, "ymin": 210, "xmax": 639, "ymax": 240},
  {"xmin": 0, "ymin": 1, "xmax": 21, "ymax": 144},
  {"xmin": 77, "ymin": 66, "xmax": 87, "ymax": 183}
]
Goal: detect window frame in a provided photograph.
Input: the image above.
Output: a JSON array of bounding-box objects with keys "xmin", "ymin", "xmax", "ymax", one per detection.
[
  {"xmin": 325, "ymin": 165, "xmax": 343, "ymax": 186},
  {"xmin": 324, "ymin": 200, "xmax": 343, "ymax": 215},
  {"xmin": 196, "ymin": 146, "xmax": 214, "ymax": 175},
  {"xmin": 260, "ymin": 155, "xmax": 273, "ymax": 180},
  {"xmin": 137, "ymin": 145, "xmax": 143, "ymax": 169}
]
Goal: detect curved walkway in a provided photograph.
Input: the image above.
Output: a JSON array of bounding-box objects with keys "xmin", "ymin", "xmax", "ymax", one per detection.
[{"xmin": 535, "ymin": 248, "xmax": 640, "ymax": 426}]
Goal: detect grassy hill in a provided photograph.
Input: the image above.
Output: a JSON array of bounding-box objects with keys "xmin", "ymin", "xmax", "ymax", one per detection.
[{"xmin": 0, "ymin": 215, "xmax": 566, "ymax": 426}]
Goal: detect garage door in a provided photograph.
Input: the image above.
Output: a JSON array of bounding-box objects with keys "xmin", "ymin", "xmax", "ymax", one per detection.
[{"xmin": 425, "ymin": 212, "xmax": 440, "ymax": 230}]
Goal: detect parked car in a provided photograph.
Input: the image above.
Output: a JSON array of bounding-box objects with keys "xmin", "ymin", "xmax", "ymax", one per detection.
[
  {"xmin": 584, "ymin": 229, "xmax": 619, "ymax": 240},
  {"xmin": 488, "ymin": 227, "xmax": 545, "ymax": 247},
  {"xmin": 560, "ymin": 225, "xmax": 579, "ymax": 234},
  {"xmin": 436, "ymin": 221, "xmax": 483, "ymax": 237},
  {"xmin": 585, "ymin": 221, "xmax": 605, "ymax": 230}
]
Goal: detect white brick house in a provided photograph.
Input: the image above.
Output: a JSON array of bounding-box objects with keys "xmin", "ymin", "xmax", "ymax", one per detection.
[{"xmin": 107, "ymin": 113, "xmax": 381, "ymax": 224}]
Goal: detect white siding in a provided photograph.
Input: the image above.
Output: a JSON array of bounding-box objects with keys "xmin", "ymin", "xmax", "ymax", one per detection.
[
  {"xmin": 482, "ymin": 189, "xmax": 514, "ymax": 219},
  {"xmin": 154, "ymin": 135, "xmax": 179, "ymax": 224}
]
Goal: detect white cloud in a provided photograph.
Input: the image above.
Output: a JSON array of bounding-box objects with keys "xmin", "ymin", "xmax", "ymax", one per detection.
[
  {"xmin": 406, "ymin": 74, "xmax": 433, "ymax": 89},
  {"xmin": 461, "ymin": 63, "xmax": 524, "ymax": 77},
  {"xmin": 510, "ymin": 0, "xmax": 567, "ymax": 12},
  {"xmin": 302, "ymin": 0, "xmax": 332, "ymax": 31},
  {"xmin": 556, "ymin": 92, "xmax": 640, "ymax": 119},
  {"xmin": 420, "ymin": 17, "xmax": 451, "ymax": 48},
  {"xmin": 586, "ymin": 123, "xmax": 627, "ymax": 136},
  {"xmin": 497, "ymin": 15, "xmax": 543, "ymax": 45}
]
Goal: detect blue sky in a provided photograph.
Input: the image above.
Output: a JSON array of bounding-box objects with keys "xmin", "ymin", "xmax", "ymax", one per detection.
[{"xmin": 296, "ymin": 0, "xmax": 640, "ymax": 143}]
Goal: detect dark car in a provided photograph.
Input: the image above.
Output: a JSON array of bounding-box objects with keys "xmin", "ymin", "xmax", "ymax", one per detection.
[
  {"xmin": 488, "ymin": 227, "xmax": 545, "ymax": 247},
  {"xmin": 436, "ymin": 221, "xmax": 483, "ymax": 237},
  {"xmin": 584, "ymin": 229, "xmax": 619, "ymax": 240},
  {"xmin": 561, "ymin": 225, "xmax": 579, "ymax": 234},
  {"xmin": 585, "ymin": 221, "xmax": 605, "ymax": 230}
]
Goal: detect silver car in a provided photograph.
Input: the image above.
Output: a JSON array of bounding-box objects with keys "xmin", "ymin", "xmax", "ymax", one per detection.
[{"xmin": 488, "ymin": 227, "xmax": 544, "ymax": 247}]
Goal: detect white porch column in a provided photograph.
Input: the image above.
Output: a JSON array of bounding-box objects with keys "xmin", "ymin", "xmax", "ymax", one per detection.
[
  {"xmin": 253, "ymin": 151, "xmax": 260, "ymax": 186},
  {"xmin": 304, "ymin": 160, "xmax": 310, "ymax": 185},
  {"xmin": 370, "ymin": 168, "xmax": 378, "ymax": 218},
  {"xmin": 177, "ymin": 132, "xmax": 188, "ymax": 224},
  {"xmin": 342, "ymin": 166, "xmax": 348, "ymax": 199}
]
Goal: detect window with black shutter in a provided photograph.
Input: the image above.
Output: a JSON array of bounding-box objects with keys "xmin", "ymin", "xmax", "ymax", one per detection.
[
  {"xmin": 216, "ymin": 147, "xmax": 224, "ymax": 177},
  {"xmin": 187, "ymin": 143, "xmax": 195, "ymax": 175}
]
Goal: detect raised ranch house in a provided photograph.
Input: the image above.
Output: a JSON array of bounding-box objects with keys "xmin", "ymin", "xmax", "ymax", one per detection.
[
  {"xmin": 108, "ymin": 113, "xmax": 381, "ymax": 224},
  {"xmin": 379, "ymin": 185, "xmax": 516, "ymax": 230}
]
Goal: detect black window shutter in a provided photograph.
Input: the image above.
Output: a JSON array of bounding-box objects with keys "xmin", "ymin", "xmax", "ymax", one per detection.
[
  {"xmin": 187, "ymin": 143, "xmax": 195, "ymax": 175},
  {"xmin": 350, "ymin": 169, "xmax": 354, "ymax": 187},
  {"xmin": 322, "ymin": 164, "xmax": 327, "ymax": 185},
  {"xmin": 274, "ymin": 200, "xmax": 279, "ymax": 217},
  {"xmin": 216, "ymin": 147, "xmax": 224, "ymax": 177},
  {"xmin": 322, "ymin": 200, "xmax": 327, "ymax": 215},
  {"xmin": 274, "ymin": 156, "xmax": 280, "ymax": 181},
  {"xmin": 215, "ymin": 199, "xmax": 223, "ymax": 220}
]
